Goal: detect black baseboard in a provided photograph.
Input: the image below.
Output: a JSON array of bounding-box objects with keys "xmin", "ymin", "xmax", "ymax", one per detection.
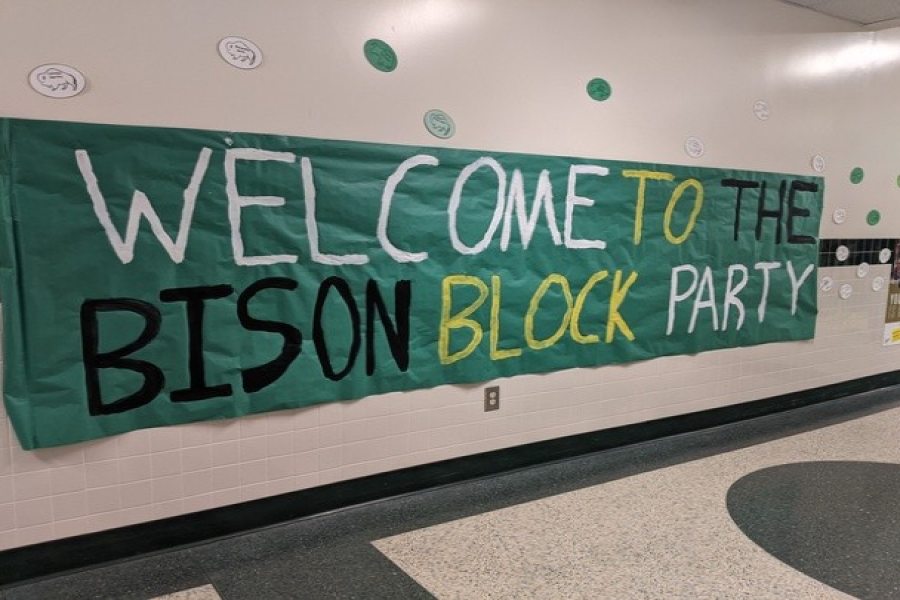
[{"xmin": 3, "ymin": 369, "xmax": 900, "ymax": 588}]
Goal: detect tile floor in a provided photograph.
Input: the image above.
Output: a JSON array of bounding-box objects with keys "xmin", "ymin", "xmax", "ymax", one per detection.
[
  {"xmin": 153, "ymin": 586, "xmax": 221, "ymax": 600},
  {"xmin": 4, "ymin": 385, "xmax": 900, "ymax": 599}
]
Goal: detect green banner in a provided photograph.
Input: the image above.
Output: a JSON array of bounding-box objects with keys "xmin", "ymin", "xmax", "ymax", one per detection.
[{"xmin": 0, "ymin": 118, "xmax": 822, "ymax": 449}]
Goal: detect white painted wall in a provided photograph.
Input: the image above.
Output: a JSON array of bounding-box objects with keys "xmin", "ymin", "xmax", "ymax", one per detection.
[{"xmin": 2, "ymin": 0, "xmax": 900, "ymax": 550}]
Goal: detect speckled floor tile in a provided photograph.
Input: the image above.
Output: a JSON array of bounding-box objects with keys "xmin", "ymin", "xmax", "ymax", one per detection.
[
  {"xmin": 151, "ymin": 584, "xmax": 222, "ymax": 600},
  {"xmin": 187, "ymin": 531, "xmax": 433, "ymax": 599},
  {"xmin": 3, "ymin": 550, "xmax": 210, "ymax": 600},
  {"xmin": 375, "ymin": 402, "xmax": 900, "ymax": 598}
]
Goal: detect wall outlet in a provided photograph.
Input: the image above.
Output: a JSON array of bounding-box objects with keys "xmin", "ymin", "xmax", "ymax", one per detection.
[{"xmin": 484, "ymin": 386, "xmax": 500, "ymax": 411}]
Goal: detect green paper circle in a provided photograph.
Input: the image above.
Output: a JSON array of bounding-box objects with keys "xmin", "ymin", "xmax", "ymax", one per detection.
[
  {"xmin": 364, "ymin": 39, "xmax": 397, "ymax": 72},
  {"xmin": 867, "ymin": 209, "xmax": 881, "ymax": 226},
  {"xmin": 423, "ymin": 109, "xmax": 455, "ymax": 139},
  {"xmin": 896, "ymin": 174, "xmax": 900, "ymax": 188},
  {"xmin": 850, "ymin": 167, "xmax": 865, "ymax": 184},
  {"xmin": 586, "ymin": 78, "xmax": 612, "ymax": 102}
]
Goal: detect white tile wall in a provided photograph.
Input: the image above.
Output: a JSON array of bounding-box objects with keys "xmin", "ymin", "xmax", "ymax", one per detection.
[{"xmin": 2, "ymin": 0, "xmax": 900, "ymax": 552}]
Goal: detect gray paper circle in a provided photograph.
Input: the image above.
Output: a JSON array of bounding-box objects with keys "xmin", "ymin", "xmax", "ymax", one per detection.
[{"xmin": 424, "ymin": 109, "xmax": 455, "ymax": 139}]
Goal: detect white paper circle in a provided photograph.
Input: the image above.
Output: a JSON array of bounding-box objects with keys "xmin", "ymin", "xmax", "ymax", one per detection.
[
  {"xmin": 857, "ymin": 262, "xmax": 870, "ymax": 278},
  {"xmin": 832, "ymin": 208, "xmax": 847, "ymax": 224},
  {"xmin": 423, "ymin": 109, "xmax": 456, "ymax": 139},
  {"xmin": 873, "ymin": 276, "xmax": 886, "ymax": 292},
  {"xmin": 880, "ymin": 248, "xmax": 892, "ymax": 264},
  {"xmin": 684, "ymin": 137, "xmax": 705, "ymax": 158},
  {"xmin": 839, "ymin": 283, "xmax": 853, "ymax": 300},
  {"xmin": 29, "ymin": 64, "xmax": 85, "ymax": 98},
  {"xmin": 819, "ymin": 276, "xmax": 834, "ymax": 293},
  {"xmin": 835, "ymin": 245, "xmax": 850, "ymax": 262},
  {"xmin": 753, "ymin": 100, "xmax": 770, "ymax": 120},
  {"xmin": 218, "ymin": 37, "xmax": 263, "ymax": 69},
  {"xmin": 811, "ymin": 155, "xmax": 826, "ymax": 173}
]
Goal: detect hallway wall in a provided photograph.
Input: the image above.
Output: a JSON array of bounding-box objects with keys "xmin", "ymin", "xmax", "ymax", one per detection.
[{"xmin": 2, "ymin": 0, "xmax": 900, "ymax": 550}]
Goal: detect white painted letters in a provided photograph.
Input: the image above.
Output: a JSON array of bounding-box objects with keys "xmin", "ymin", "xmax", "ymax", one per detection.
[
  {"xmin": 500, "ymin": 169, "xmax": 561, "ymax": 250},
  {"xmin": 225, "ymin": 148, "xmax": 299, "ymax": 267},
  {"xmin": 448, "ymin": 157, "xmax": 507, "ymax": 255},
  {"xmin": 688, "ymin": 267, "xmax": 719, "ymax": 334},
  {"xmin": 564, "ymin": 164, "xmax": 609, "ymax": 250},
  {"xmin": 300, "ymin": 157, "xmax": 369, "ymax": 266},
  {"xmin": 668, "ymin": 265, "xmax": 699, "ymax": 335},
  {"xmin": 378, "ymin": 154, "xmax": 438, "ymax": 263},
  {"xmin": 77, "ymin": 147, "xmax": 212, "ymax": 264},
  {"xmin": 754, "ymin": 261, "xmax": 781, "ymax": 323},
  {"xmin": 787, "ymin": 262, "xmax": 815, "ymax": 315},
  {"xmin": 722, "ymin": 264, "xmax": 749, "ymax": 331}
]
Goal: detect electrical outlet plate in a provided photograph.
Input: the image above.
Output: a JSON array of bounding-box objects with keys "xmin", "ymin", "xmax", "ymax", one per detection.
[{"xmin": 484, "ymin": 386, "xmax": 500, "ymax": 411}]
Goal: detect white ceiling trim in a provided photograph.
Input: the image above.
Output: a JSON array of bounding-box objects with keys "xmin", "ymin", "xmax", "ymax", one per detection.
[{"xmin": 779, "ymin": 0, "xmax": 900, "ymax": 26}]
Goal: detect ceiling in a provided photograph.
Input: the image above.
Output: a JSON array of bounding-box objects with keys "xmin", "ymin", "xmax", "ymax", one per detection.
[{"xmin": 779, "ymin": 0, "xmax": 900, "ymax": 26}]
